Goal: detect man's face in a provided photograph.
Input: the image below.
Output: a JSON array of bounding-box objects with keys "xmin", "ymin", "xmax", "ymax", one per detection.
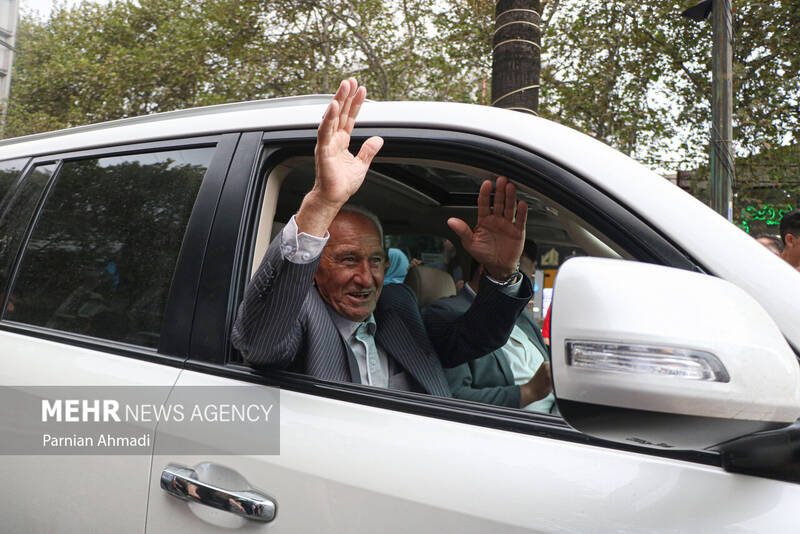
[
  {"xmin": 783, "ymin": 232, "xmax": 800, "ymax": 269},
  {"xmin": 315, "ymin": 212, "xmax": 387, "ymax": 321}
]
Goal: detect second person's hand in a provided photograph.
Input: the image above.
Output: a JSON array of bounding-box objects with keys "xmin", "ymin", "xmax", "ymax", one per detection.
[{"xmin": 447, "ymin": 176, "xmax": 527, "ymax": 281}]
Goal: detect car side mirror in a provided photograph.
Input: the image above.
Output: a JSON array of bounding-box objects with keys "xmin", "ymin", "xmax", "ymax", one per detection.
[{"xmin": 550, "ymin": 258, "xmax": 800, "ymax": 450}]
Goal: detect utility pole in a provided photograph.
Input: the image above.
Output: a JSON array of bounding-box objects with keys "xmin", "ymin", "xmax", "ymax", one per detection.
[
  {"xmin": 492, "ymin": 0, "xmax": 541, "ymax": 115},
  {"xmin": 710, "ymin": 0, "xmax": 734, "ymax": 220},
  {"xmin": 682, "ymin": 0, "xmax": 734, "ymax": 220}
]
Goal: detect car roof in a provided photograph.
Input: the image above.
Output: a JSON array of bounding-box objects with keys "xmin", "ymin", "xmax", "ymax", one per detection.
[
  {"xmin": 0, "ymin": 95, "xmax": 334, "ymax": 156},
  {"xmin": 2, "ymin": 97, "xmax": 799, "ymax": 349}
]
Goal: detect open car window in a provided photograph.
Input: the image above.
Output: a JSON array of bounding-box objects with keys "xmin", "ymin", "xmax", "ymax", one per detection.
[
  {"xmin": 223, "ymin": 123, "xmax": 704, "ymax": 425},
  {"xmin": 250, "ymin": 155, "xmax": 634, "ymax": 289}
]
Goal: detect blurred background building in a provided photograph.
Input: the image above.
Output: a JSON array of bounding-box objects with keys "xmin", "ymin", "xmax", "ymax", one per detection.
[{"xmin": 0, "ymin": 0, "xmax": 18, "ymax": 131}]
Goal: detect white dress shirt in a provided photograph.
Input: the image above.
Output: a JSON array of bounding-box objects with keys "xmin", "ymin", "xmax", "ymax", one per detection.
[{"xmin": 464, "ymin": 284, "xmax": 554, "ymax": 413}]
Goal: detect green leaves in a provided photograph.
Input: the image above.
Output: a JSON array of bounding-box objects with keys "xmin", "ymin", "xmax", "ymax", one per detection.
[{"xmin": 5, "ymin": 0, "xmax": 798, "ymax": 219}]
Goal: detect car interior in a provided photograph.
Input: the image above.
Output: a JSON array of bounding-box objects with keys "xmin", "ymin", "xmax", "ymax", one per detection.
[
  {"xmin": 251, "ymin": 155, "xmax": 632, "ymax": 296},
  {"xmin": 238, "ymin": 153, "xmax": 637, "ymax": 413}
]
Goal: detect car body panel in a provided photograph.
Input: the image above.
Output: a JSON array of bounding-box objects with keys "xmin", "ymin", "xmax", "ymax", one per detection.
[
  {"xmin": 0, "ymin": 99, "xmax": 797, "ymax": 533},
  {"xmin": 0, "ymin": 330, "xmax": 181, "ymax": 534},
  {"xmin": 144, "ymin": 370, "xmax": 799, "ymax": 533}
]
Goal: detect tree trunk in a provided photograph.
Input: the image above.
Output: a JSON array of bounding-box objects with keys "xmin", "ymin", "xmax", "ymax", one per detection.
[{"xmin": 492, "ymin": 0, "xmax": 541, "ymax": 115}]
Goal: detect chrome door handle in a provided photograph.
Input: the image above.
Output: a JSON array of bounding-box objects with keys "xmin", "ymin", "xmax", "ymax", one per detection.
[{"xmin": 160, "ymin": 464, "xmax": 276, "ymax": 522}]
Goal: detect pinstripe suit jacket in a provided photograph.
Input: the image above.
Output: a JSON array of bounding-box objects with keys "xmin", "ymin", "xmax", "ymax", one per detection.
[{"xmin": 232, "ymin": 235, "xmax": 533, "ymax": 397}]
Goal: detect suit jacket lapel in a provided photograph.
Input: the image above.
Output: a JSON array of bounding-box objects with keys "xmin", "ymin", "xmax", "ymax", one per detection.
[
  {"xmin": 493, "ymin": 349, "xmax": 515, "ymax": 384},
  {"xmin": 517, "ymin": 311, "xmax": 549, "ymax": 360},
  {"xmin": 374, "ymin": 310, "xmax": 444, "ymax": 396},
  {"xmin": 309, "ymin": 288, "xmax": 362, "ymax": 383}
]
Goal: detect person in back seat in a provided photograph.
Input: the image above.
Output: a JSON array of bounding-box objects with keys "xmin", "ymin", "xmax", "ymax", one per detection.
[
  {"xmin": 424, "ymin": 246, "xmax": 555, "ymax": 413},
  {"xmin": 383, "ymin": 248, "xmax": 410, "ymax": 285},
  {"xmin": 232, "ymin": 78, "xmax": 533, "ymax": 396}
]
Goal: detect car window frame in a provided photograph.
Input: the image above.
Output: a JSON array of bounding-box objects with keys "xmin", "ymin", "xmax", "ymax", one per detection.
[
  {"xmin": 0, "ymin": 133, "xmax": 240, "ymax": 367},
  {"xmin": 0, "ymin": 157, "xmax": 32, "ymax": 217},
  {"xmin": 181, "ymin": 126, "xmax": 722, "ymax": 469},
  {"xmin": 0, "ymin": 160, "xmax": 55, "ymax": 302}
]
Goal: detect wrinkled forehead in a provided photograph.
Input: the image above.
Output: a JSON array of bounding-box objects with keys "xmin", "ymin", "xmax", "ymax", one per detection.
[{"xmin": 327, "ymin": 212, "xmax": 383, "ymax": 251}]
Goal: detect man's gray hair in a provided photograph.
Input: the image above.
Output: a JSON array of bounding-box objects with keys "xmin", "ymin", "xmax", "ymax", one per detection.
[{"xmin": 339, "ymin": 203, "xmax": 384, "ymax": 246}]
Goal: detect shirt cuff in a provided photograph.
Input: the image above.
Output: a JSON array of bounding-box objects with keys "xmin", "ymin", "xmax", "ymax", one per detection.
[
  {"xmin": 484, "ymin": 272, "xmax": 523, "ymax": 297},
  {"xmin": 498, "ymin": 275, "xmax": 522, "ymax": 296},
  {"xmin": 280, "ymin": 214, "xmax": 329, "ymax": 264}
]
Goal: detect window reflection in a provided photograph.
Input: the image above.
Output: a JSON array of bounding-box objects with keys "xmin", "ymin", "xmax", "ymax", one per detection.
[{"xmin": 6, "ymin": 148, "xmax": 214, "ymax": 348}]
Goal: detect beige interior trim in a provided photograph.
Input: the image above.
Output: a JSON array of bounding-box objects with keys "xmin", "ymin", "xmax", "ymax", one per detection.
[
  {"xmin": 375, "ymin": 157, "xmax": 497, "ymax": 182},
  {"xmin": 557, "ymin": 212, "xmax": 625, "ymax": 260},
  {"xmin": 367, "ymin": 169, "xmax": 440, "ymax": 206},
  {"xmin": 250, "ymin": 162, "xmax": 293, "ymax": 279}
]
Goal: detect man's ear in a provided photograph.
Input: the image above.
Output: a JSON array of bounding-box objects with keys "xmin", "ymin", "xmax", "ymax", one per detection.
[{"xmin": 788, "ymin": 233, "xmax": 799, "ymax": 248}]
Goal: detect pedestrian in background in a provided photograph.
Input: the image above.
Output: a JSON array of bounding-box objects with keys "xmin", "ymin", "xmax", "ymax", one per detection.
[
  {"xmin": 779, "ymin": 210, "xmax": 800, "ymax": 271},
  {"xmin": 755, "ymin": 234, "xmax": 782, "ymax": 256}
]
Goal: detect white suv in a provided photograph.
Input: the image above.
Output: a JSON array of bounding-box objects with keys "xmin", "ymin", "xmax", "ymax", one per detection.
[{"xmin": 0, "ymin": 96, "xmax": 798, "ymax": 533}]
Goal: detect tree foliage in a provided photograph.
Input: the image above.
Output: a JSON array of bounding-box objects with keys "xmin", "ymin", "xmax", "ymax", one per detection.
[
  {"xmin": 540, "ymin": 1, "xmax": 699, "ymax": 161},
  {"xmin": 5, "ymin": 0, "xmax": 799, "ymax": 215},
  {"xmin": 5, "ymin": 0, "xmax": 476, "ymax": 136},
  {"xmin": 7, "ymin": 0, "xmax": 272, "ymax": 134}
]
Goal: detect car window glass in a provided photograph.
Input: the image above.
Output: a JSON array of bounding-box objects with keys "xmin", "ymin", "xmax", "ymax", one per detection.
[
  {"xmin": 0, "ymin": 158, "xmax": 28, "ymax": 208},
  {"xmin": 5, "ymin": 148, "xmax": 214, "ymax": 348},
  {"xmin": 0, "ymin": 164, "xmax": 57, "ymax": 311}
]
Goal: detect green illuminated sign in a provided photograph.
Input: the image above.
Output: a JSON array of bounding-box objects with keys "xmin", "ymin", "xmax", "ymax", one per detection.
[{"xmin": 739, "ymin": 205, "xmax": 794, "ymax": 233}]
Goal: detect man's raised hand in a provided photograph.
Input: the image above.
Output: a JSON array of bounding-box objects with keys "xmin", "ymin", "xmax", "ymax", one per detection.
[
  {"xmin": 447, "ymin": 176, "xmax": 527, "ymax": 280},
  {"xmin": 297, "ymin": 78, "xmax": 384, "ymax": 237}
]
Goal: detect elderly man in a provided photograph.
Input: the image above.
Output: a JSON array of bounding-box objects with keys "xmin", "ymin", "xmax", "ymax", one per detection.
[
  {"xmin": 232, "ymin": 78, "xmax": 533, "ymax": 396},
  {"xmin": 780, "ymin": 210, "xmax": 800, "ymax": 271}
]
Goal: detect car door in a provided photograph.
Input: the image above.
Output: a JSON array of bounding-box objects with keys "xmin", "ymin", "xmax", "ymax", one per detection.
[
  {"xmin": 144, "ymin": 129, "xmax": 800, "ymax": 533},
  {"xmin": 0, "ymin": 135, "xmax": 237, "ymax": 533}
]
